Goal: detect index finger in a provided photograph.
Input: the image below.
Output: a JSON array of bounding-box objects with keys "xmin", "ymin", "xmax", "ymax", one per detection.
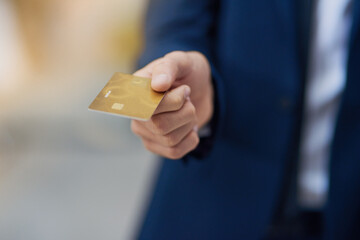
[{"xmin": 153, "ymin": 85, "xmax": 191, "ymax": 114}]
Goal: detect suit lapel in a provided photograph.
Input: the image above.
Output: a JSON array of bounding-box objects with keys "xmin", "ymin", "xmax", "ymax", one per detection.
[
  {"xmin": 349, "ymin": 0, "xmax": 360, "ymax": 47},
  {"xmin": 271, "ymin": 0, "xmax": 315, "ymax": 223}
]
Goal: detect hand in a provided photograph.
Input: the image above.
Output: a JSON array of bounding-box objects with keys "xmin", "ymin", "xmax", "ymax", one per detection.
[{"xmin": 131, "ymin": 51, "xmax": 214, "ymax": 159}]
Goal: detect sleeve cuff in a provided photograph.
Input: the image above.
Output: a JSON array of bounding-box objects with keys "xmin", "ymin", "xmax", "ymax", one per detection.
[{"xmin": 183, "ymin": 64, "xmax": 226, "ymax": 163}]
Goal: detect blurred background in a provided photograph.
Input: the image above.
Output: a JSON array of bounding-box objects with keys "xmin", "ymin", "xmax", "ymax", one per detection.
[{"xmin": 0, "ymin": 0, "xmax": 158, "ymax": 239}]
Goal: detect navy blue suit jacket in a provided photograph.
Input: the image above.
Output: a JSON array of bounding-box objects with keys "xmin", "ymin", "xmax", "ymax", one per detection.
[{"xmin": 137, "ymin": 1, "xmax": 360, "ymax": 239}]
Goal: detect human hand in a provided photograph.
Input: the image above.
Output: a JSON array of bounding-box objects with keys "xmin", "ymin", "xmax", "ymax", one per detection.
[{"xmin": 131, "ymin": 51, "xmax": 214, "ymax": 159}]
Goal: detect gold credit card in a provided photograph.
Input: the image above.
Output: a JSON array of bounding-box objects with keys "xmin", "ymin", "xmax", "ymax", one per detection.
[{"xmin": 88, "ymin": 72, "xmax": 165, "ymax": 121}]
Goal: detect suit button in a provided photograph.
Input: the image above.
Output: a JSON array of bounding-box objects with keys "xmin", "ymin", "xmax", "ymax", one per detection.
[{"xmin": 279, "ymin": 97, "xmax": 292, "ymax": 109}]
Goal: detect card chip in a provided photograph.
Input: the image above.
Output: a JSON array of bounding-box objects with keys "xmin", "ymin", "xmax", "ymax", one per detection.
[{"xmin": 112, "ymin": 103, "xmax": 124, "ymax": 111}]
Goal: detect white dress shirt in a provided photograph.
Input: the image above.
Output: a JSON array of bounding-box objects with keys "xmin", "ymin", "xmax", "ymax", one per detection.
[{"xmin": 298, "ymin": 0, "xmax": 353, "ymax": 208}]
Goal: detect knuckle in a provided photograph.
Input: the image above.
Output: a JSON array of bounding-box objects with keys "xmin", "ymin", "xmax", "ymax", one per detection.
[
  {"xmin": 172, "ymin": 95, "xmax": 184, "ymax": 109},
  {"xmin": 154, "ymin": 58, "xmax": 178, "ymax": 77},
  {"xmin": 191, "ymin": 133, "xmax": 200, "ymax": 149},
  {"xmin": 164, "ymin": 134, "xmax": 178, "ymax": 147},
  {"xmin": 131, "ymin": 121, "xmax": 141, "ymax": 135},
  {"xmin": 159, "ymin": 54, "xmax": 174, "ymax": 64},
  {"xmin": 154, "ymin": 58, "xmax": 173, "ymax": 70},
  {"xmin": 186, "ymin": 102, "xmax": 197, "ymax": 117},
  {"xmin": 151, "ymin": 117, "xmax": 168, "ymax": 135},
  {"xmin": 165, "ymin": 51, "xmax": 189, "ymax": 66},
  {"xmin": 192, "ymin": 51, "xmax": 206, "ymax": 61},
  {"xmin": 159, "ymin": 59, "xmax": 172, "ymax": 67},
  {"xmin": 164, "ymin": 56, "xmax": 177, "ymax": 65},
  {"xmin": 156, "ymin": 57, "xmax": 166, "ymax": 64},
  {"xmin": 166, "ymin": 51, "xmax": 186, "ymax": 59},
  {"xmin": 168, "ymin": 147, "xmax": 184, "ymax": 160}
]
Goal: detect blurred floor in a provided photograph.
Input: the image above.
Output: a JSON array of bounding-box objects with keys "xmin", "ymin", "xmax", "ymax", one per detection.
[{"xmin": 0, "ymin": 0, "xmax": 158, "ymax": 239}]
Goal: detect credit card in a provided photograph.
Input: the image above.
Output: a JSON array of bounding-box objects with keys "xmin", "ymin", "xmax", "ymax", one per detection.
[{"xmin": 88, "ymin": 72, "xmax": 165, "ymax": 121}]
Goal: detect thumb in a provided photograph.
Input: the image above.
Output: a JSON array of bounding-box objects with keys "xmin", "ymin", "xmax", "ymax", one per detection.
[
  {"xmin": 152, "ymin": 73, "xmax": 172, "ymax": 92},
  {"xmin": 151, "ymin": 61, "xmax": 177, "ymax": 92},
  {"xmin": 151, "ymin": 51, "xmax": 192, "ymax": 92}
]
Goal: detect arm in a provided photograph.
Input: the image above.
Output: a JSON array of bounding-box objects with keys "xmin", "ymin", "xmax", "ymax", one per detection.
[{"xmin": 132, "ymin": 0, "xmax": 225, "ymax": 160}]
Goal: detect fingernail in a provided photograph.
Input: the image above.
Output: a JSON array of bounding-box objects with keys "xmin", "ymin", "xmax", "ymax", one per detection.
[
  {"xmin": 184, "ymin": 86, "xmax": 191, "ymax": 98},
  {"xmin": 193, "ymin": 125, "xmax": 199, "ymax": 133},
  {"xmin": 153, "ymin": 74, "xmax": 169, "ymax": 86}
]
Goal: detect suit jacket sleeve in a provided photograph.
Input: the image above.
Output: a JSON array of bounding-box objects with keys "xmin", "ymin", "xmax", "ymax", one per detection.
[{"xmin": 138, "ymin": 0, "xmax": 226, "ymax": 161}]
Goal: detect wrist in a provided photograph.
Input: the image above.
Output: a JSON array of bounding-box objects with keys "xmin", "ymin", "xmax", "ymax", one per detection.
[
  {"xmin": 189, "ymin": 52, "xmax": 214, "ymax": 128},
  {"xmin": 197, "ymin": 80, "xmax": 214, "ymax": 128}
]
